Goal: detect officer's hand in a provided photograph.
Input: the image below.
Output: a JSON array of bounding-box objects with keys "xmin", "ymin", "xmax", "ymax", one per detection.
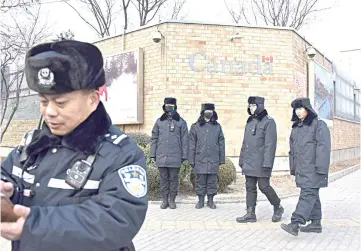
[
  {"xmin": 181, "ymin": 158, "xmax": 186, "ymax": 163},
  {"xmin": 290, "ymin": 170, "xmax": 295, "ymax": 176},
  {"xmin": 1, "ymin": 205, "xmax": 31, "ymax": 241},
  {"xmin": 0, "ymin": 180, "xmax": 14, "ymax": 198}
]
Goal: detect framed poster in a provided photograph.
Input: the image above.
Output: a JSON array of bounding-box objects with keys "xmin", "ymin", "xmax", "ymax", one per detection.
[
  {"xmin": 100, "ymin": 48, "xmax": 144, "ymax": 124},
  {"xmin": 314, "ymin": 63, "xmax": 334, "ymax": 126}
]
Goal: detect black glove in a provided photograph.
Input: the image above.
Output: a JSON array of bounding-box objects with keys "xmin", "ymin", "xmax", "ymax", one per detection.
[
  {"xmin": 290, "ymin": 170, "xmax": 295, "ymax": 176},
  {"xmin": 150, "ymin": 157, "xmax": 156, "ymax": 161}
]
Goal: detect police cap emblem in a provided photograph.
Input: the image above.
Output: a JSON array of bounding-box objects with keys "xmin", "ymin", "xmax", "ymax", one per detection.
[
  {"xmin": 118, "ymin": 165, "xmax": 147, "ymax": 198},
  {"xmin": 38, "ymin": 67, "xmax": 55, "ymax": 87}
]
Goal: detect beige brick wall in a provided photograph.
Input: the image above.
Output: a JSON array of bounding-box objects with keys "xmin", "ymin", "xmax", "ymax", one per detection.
[
  {"xmin": 1, "ymin": 22, "xmax": 359, "ymax": 160},
  {"xmin": 332, "ymin": 119, "xmax": 360, "ymax": 150},
  {"xmin": 94, "ymin": 27, "xmax": 168, "ymax": 134},
  {"xmin": 162, "ymin": 23, "xmax": 296, "ymax": 156},
  {"xmin": 1, "ymin": 120, "xmax": 38, "ymax": 147}
]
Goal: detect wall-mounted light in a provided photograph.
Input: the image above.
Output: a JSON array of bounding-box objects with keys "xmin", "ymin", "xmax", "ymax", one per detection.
[
  {"xmin": 151, "ymin": 29, "xmax": 164, "ymax": 44},
  {"xmin": 304, "ymin": 46, "xmax": 316, "ymax": 59},
  {"xmin": 230, "ymin": 32, "xmax": 243, "ymax": 42}
]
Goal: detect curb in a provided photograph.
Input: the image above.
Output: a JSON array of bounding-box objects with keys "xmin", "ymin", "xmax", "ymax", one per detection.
[{"xmin": 148, "ymin": 164, "xmax": 360, "ymax": 205}]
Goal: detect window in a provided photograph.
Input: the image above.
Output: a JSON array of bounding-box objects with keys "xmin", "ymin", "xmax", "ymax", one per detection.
[{"xmin": 334, "ymin": 66, "xmax": 360, "ymax": 122}]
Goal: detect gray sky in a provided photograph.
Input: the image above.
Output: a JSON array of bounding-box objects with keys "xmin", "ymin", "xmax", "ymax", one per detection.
[
  {"xmin": 4, "ymin": 0, "xmax": 361, "ymax": 80},
  {"xmin": 36, "ymin": 0, "xmax": 360, "ymax": 59}
]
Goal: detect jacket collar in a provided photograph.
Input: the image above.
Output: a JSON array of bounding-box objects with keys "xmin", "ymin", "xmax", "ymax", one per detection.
[
  {"xmin": 247, "ymin": 109, "xmax": 268, "ymax": 123},
  {"xmin": 160, "ymin": 111, "xmax": 180, "ymax": 121},
  {"xmin": 26, "ymin": 102, "xmax": 112, "ymax": 157},
  {"xmin": 292, "ymin": 112, "xmax": 317, "ymax": 128}
]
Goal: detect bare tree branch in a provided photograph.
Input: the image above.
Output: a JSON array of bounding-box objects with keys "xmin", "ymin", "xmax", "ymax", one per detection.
[
  {"xmin": 225, "ymin": 0, "xmax": 331, "ymax": 30},
  {"xmin": 121, "ymin": 0, "xmax": 131, "ymax": 30},
  {"xmin": 63, "ymin": 0, "xmax": 118, "ymax": 38},
  {"xmin": 55, "ymin": 29, "xmax": 75, "ymax": 41},
  {"xmin": 0, "ymin": 4, "xmax": 51, "ymax": 142},
  {"xmin": 252, "ymin": 0, "xmax": 331, "ymax": 30},
  {"xmin": 170, "ymin": 0, "xmax": 187, "ymax": 20},
  {"xmin": 0, "ymin": 0, "xmax": 40, "ymax": 12},
  {"xmin": 132, "ymin": 0, "xmax": 168, "ymax": 26}
]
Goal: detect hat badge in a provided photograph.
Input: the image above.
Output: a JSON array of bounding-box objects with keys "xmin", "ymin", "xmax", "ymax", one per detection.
[{"xmin": 38, "ymin": 68, "xmax": 55, "ymax": 87}]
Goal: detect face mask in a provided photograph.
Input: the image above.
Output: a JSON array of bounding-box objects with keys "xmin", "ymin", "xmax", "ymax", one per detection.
[
  {"xmin": 204, "ymin": 111, "xmax": 213, "ymax": 119},
  {"xmin": 165, "ymin": 106, "xmax": 175, "ymax": 113},
  {"xmin": 249, "ymin": 104, "xmax": 257, "ymax": 115}
]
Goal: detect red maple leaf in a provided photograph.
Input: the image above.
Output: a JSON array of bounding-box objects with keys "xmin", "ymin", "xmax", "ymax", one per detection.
[{"xmin": 98, "ymin": 84, "xmax": 108, "ymax": 101}]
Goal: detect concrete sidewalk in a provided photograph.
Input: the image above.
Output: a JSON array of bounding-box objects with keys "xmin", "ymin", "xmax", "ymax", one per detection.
[
  {"xmin": 1, "ymin": 169, "xmax": 360, "ymax": 251},
  {"xmin": 134, "ymin": 170, "xmax": 361, "ymax": 250}
]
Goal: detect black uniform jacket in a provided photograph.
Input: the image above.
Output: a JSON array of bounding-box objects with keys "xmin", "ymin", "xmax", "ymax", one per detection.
[{"xmin": 1, "ymin": 102, "xmax": 148, "ymax": 251}]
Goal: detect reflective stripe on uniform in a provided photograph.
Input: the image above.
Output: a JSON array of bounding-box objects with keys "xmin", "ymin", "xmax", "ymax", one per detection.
[
  {"xmin": 47, "ymin": 178, "xmax": 100, "ymax": 190},
  {"xmin": 12, "ymin": 166, "xmax": 35, "ymax": 184},
  {"xmin": 113, "ymin": 134, "xmax": 127, "ymax": 145}
]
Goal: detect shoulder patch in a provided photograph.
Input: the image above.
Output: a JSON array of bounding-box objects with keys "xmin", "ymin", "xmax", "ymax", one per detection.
[
  {"xmin": 118, "ymin": 165, "xmax": 147, "ymax": 198},
  {"xmin": 266, "ymin": 115, "xmax": 273, "ymax": 120}
]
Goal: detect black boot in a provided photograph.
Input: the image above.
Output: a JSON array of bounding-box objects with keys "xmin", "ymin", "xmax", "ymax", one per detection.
[
  {"xmin": 160, "ymin": 194, "xmax": 169, "ymax": 209},
  {"xmin": 281, "ymin": 222, "xmax": 300, "ymax": 236},
  {"xmin": 300, "ymin": 220, "xmax": 322, "ymax": 233},
  {"xmin": 207, "ymin": 195, "xmax": 216, "ymax": 209},
  {"xmin": 236, "ymin": 206, "xmax": 257, "ymax": 223},
  {"xmin": 169, "ymin": 194, "xmax": 177, "ymax": 209},
  {"xmin": 195, "ymin": 195, "xmax": 204, "ymax": 209},
  {"xmin": 272, "ymin": 205, "xmax": 284, "ymax": 222}
]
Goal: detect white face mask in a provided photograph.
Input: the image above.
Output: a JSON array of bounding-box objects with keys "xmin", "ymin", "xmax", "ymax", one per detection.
[{"xmin": 249, "ymin": 104, "xmax": 257, "ymax": 115}]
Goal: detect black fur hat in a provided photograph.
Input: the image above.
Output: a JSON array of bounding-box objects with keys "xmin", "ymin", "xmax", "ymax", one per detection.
[
  {"xmin": 201, "ymin": 103, "xmax": 215, "ymax": 113},
  {"xmin": 163, "ymin": 97, "xmax": 177, "ymax": 111},
  {"xmin": 291, "ymin": 97, "xmax": 312, "ymax": 109},
  {"xmin": 25, "ymin": 40, "xmax": 105, "ymax": 94},
  {"xmin": 291, "ymin": 97, "xmax": 318, "ymax": 121},
  {"xmin": 248, "ymin": 96, "xmax": 265, "ymax": 105},
  {"xmin": 164, "ymin": 97, "xmax": 177, "ymax": 105}
]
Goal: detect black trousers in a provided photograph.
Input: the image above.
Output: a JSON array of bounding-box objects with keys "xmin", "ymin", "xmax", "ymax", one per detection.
[
  {"xmin": 245, "ymin": 176, "xmax": 281, "ymax": 208},
  {"xmin": 195, "ymin": 174, "xmax": 218, "ymax": 196},
  {"xmin": 291, "ymin": 188, "xmax": 322, "ymax": 225},
  {"xmin": 159, "ymin": 167, "xmax": 180, "ymax": 196}
]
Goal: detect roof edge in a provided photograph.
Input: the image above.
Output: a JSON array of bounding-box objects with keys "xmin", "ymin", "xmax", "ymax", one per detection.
[{"xmin": 91, "ymin": 19, "xmax": 332, "ymax": 64}]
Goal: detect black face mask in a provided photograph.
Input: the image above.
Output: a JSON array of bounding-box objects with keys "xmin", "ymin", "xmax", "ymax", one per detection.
[
  {"xmin": 203, "ymin": 112, "xmax": 213, "ymax": 119},
  {"xmin": 164, "ymin": 106, "xmax": 175, "ymax": 113}
]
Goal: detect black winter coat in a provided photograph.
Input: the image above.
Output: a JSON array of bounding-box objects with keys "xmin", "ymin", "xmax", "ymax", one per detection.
[
  {"xmin": 188, "ymin": 117, "xmax": 225, "ymax": 174},
  {"xmin": 289, "ymin": 113, "xmax": 331, "ymax": 188},
  {"xmin": 239, "ymin": 110, "xmax": 277, "ymax": 178},
  {"xmin": 0, "ymin": 103, "xmax": 147, "ymax": 251},
  {"xmin": 150, "ymin": 112, "xmax": 189, "ymax": 168}
]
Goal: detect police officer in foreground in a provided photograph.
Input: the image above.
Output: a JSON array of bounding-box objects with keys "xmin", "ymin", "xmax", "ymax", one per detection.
[
  {"xmin": 150, "ymin": 97, "xmax": 189, "ymax": 209},
  {"xmin": 281, "ymin": 97, "xmax": 331, "ymax": 236},
  {"xmin": 0, "ymin": 40, "xmax": 148, "ymax": 251},
  {"xmin": 236, "ymin": 96, "xmax": 284, "ymax": 223},
  {"xmin": 189, "ymin": 103, "xmax": 225, "ymax": 209}
]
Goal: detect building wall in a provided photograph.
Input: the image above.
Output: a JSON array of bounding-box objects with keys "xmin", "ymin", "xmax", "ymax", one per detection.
[{"xmin": 163, "ymin": 23, "xmax": 296, "ymax": 157}]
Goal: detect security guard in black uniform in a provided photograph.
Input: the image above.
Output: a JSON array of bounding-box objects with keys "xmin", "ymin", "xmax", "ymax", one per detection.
[
  {"xmin": 189, "ymin": 103, "xmax": 225, "ymax": 209},
  {"xmin": 150, "ymin": 97, "xmax": 189, "ymax": 209},
  {"xmin": 0, "ymin": 40, "xmax": 148, "ymax": 251}
]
